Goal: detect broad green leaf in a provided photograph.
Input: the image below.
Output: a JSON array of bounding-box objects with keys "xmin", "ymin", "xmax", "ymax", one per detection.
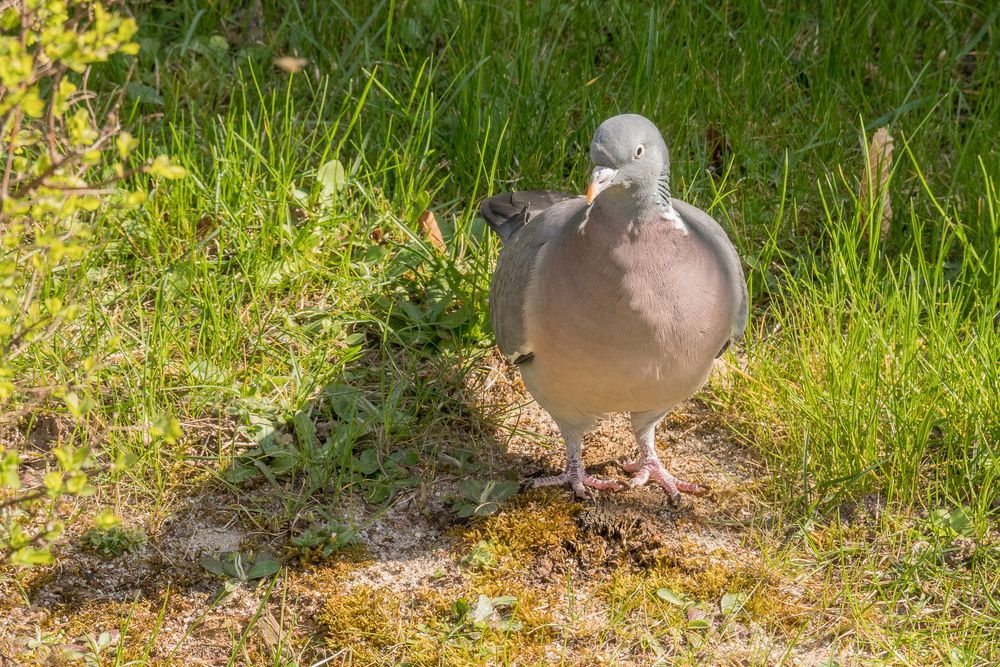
[
  {"xmin": 317, "ymin": 159, "xmax": 346, "ymax": 200},
  {"xmin": 199, "ymin": 556, "xmax": 228, "ymax": 577},
  {"xmin": 656, "ymin": 588, "xmax": 686, "ymax": 606},
  {"xmin": 949, "ymin": 507, "xmax": 973, "ymax": 535},
  {"xmin": 247, "ymin": 555, "xmax": 281, "ymax": 580},
  {"xmin": 354, "ymin": 449, "xmax": 380, "ymax": 476},
  {"xmin": 720, "ymin": 592, "xmax": 747, "ymax": 615}
]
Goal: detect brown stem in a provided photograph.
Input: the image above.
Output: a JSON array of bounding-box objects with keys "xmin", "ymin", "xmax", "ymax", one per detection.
[
  {"xmin": 7, "ymin": 130, "xmax": 116, "ymax": 198},
  {"xmin": 0, "ymin": 525, "xmax": 51, "ymax": 563},
  {"xmin": 45, "ymin": 71, "xmax": 62, "ymax": 161},
  {"xmin": 0, "ymin": 489, "xmax": 47, "ymax": 511},
  {"xmin": 0, "ymin": 109, "xmax": 22, "ymax": 201}
]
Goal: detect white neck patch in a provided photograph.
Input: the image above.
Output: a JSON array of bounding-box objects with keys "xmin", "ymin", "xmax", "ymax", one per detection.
[{"xmin": 663, "ymin": 202, "xmax": 687, "ymax": 235}]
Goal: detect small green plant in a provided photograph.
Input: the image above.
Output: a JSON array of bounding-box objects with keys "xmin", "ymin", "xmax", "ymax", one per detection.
[
  {"xmin": 81, "ymin": 523, "xmax": 147, "ymax": 557},
  {"xmin": 450, "ymin": 479, "xmax": 520, "ymax": 518},
  {"xmin": 290, "ymin": 518, "xmax": 359, "ymax": 559},
  {"xmin": 199, "ymin": 551, "xmax": 281, "ymax": 605},
  {"xmin": 451, "ymin": 594, "xmax": 521, "ymax": 633},
  {"xmin": 460, "ymin": 539, "xmax": 497, "ymax": 570},
  {"xmin": 719, "ymin": 591, "xmax": 749, "ymax": 616},
  {"xmin": 0, "ymin": 0, "xmax": 184, "ymax": 567},
  {"xmin": 351, "ymin": 447, "xmax": 420, "ymax": 504},
  {"xmin": 919, "ymin": 506, "xmax": 980, "ymax": 567},
  {"xmin": 656, "ymin": 588, "xmax": 717, "ymax": 648},
  {"xmin": 64, "ymin": 630, "xmax": 118, "ymax": 667}
]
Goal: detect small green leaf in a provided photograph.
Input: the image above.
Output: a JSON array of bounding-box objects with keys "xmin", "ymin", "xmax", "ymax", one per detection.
[
  {"xmin": 452, "ymin": 597, "xmax": 471, "ymax": 621},
  {"xmin": 490, "ymin": 480, "xmax": 520, "ymax": 502},
  {"xmin": 317, "ymin": 159, "xmax": 346, "ymax": 200},
  {"xmin": 199, "ymin": 556, "xmax": 228, "ymax": 577},
  {"xmin": 354, "ymin": 448, "xmax": 380, "ymax": 476},
  {"xmin": 391, "ymin": 449, "xmax": 419, "ymax": 467},
  {"xmin": 247, "ymin": 555, "xmax": 280, "ymax": 580},
  {"xmin": 656, "ymin": 588, "xmax": 686, "ymax": 606},
  {"xmin": 266, "ymin": 449, "xmax": 299, "ymax": 475},
  {"xmin": 125, "ymin": 81, "xmax": 163, "ymax": 107},
  {"xmin": 224, "ymin": 462, "xmax": 259, "ymax": 483},
  {"xmin": 292, "ymin": 410, "xmax": 320, "ymax": 451},
  {"xmin": 720, "ymin": 592, "xmax": 747, "ymax": 615},
  {"xmin": 949, "ymin": 507, "xmax": 973, "ymax": 535},
  {"xmin": 364, "ymin": 481, "xmax": 392, "ymax": 504}
]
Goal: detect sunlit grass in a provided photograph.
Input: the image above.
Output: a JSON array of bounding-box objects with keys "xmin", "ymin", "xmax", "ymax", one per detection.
[{"xmin": 6, "ymin": 0, "xmax": 1000, "ymax": 664}]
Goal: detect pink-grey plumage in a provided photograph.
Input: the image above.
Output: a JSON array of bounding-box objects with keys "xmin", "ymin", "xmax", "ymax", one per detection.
[{"xmin": 481, "ymin": 114, "xmax": 748, "ymax": 502}]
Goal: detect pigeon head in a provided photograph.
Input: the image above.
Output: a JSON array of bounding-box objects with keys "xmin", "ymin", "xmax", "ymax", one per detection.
[{"xmin": 587, "ymin": 114, "xmax": 671, "ymax": 209}]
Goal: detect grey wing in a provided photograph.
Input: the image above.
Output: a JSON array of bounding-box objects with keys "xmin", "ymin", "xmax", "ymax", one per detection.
[
  {"xmin": 671, "ymin": 198, "xmax": 749, "ymax": 348},
  {"xmin": 489, "ymin": 197, "xmax": 587, "ymax": 362}
]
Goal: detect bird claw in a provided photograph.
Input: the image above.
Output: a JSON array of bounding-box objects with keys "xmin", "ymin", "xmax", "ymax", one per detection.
[
  {"xmin": 532, "ymin": 468, "xmax": 622, "ymax": 499},
  {"xmin": 623, "ymin": 458, "xmax": 701, "ymax": 504}
]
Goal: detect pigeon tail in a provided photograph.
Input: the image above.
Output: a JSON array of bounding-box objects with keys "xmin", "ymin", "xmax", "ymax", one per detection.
[{"xmin": 479, "ymin": 190, "xmax": 578, "ymax": 243}]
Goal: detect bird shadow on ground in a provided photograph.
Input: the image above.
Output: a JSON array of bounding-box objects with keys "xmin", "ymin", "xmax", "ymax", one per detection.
[{"xmin": 0, "ymin": 348, "xmax": 772, "ymax": 664}]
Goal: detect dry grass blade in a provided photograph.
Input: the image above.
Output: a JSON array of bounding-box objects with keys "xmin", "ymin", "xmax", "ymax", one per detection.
[
  {"xmin": 417, "ymin": 210, "xmax": 446, "ymax": 253},
  {"xmin": 860, "ymin": 126, "xmax": 894, "ymax": 241}
]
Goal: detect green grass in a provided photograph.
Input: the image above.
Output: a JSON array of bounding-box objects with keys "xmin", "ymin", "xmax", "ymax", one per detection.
[{"xmin": 5, "ymin": 0, "xmax": 1000, "ymax": 664}]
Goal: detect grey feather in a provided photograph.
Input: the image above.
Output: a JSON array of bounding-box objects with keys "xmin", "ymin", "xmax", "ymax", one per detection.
[
  {"xmin": 479, "ymin": 191, "xmax": 579, "ymax": 244},
  {"xmin": 670, "ymin": 198, "xmax": 749, "ymax": 345},
  {"xmin": 487, "ymin": 196, "xmax": 587, "ymax": 361}
]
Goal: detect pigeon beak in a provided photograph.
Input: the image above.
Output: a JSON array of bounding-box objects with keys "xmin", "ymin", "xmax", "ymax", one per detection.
[{"xmin": 587, "ymin": 166, "xmax": 618, "ymax": 205}]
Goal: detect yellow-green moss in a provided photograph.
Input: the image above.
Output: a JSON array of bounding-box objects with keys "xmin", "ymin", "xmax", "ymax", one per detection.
[
  {"xmin": 598, "ymin": 558, "xmax": 799, "ymax": 633},
  {"xmin": 319, "ymin": 585, "xmax": 403, "ymax": 657},
  {"xmin": 317, "ymin": 576, "xmax": 560, "ymax": 666},
  {"xmin": 291, "ymin": 543, "xmax": 373, "ymax": 597},
  {"xmin": 461, "ymin": 488, "xmax": 580, "ymax": 560}
]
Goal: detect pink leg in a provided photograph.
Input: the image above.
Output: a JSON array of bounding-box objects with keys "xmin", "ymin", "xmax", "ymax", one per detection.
[
  {"xmin": 534, "ymin": 427, "xmax": 622, "ymax": 499},
  {"xmin": 625, "ymin": 410, "xmax": 702, "ymax": 504},
  {"xmin": 623, "ymin": 458, "xmax": 701, "ymax": 503},
  {"xmin": 532, "ymin": 468, "xmax": 622, "ymax": 498}
]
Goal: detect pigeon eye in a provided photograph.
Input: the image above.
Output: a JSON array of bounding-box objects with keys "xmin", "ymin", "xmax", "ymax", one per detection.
[{"xmin": 634, "ymin": 145, "xmax": 645, "ymax": 159}]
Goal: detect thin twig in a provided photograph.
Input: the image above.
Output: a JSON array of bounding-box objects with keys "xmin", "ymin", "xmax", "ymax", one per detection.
[
  {"xmin": 0, "ymin": 109, "xmax": 22, "ymax": 201},
  {"xmin": 8, "ymin": 130, "xmax": 117, "ymax": 197},
  {"xmin": 45, "ymin": 70, "xmax": 62, "ymax": 161},
  {"xmin": 0, "ymin": 489, "xmax": 47, "ymax": 511}
]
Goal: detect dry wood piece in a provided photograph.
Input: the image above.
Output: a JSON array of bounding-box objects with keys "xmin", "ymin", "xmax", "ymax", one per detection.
[
  {"xmin": 860, "ymin": 127, "xmax": 894, "ymax": 241},
  {"xmin": 417, "ymin": 209, "xmax": 446, "ymax": 253}
]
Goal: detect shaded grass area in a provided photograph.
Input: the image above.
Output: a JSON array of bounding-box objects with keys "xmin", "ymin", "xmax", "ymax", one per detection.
[{"xmin": 3, "ymin": 0, "xmax": 1000, "ymax": 664}]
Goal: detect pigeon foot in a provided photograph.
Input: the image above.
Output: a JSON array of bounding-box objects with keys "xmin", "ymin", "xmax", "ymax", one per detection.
[
  {"xmin": 532, "ymin": 465, "xmax": 622, "ymax": 499},
  {"xmin": 623, "ymin": 458, "xmax": 701, "ymax": 504}
]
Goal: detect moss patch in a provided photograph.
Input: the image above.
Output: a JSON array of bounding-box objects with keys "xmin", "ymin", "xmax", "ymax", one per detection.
[{"xmin": 461, "ymin": 488, "xmax": 581, "ymax": 558}]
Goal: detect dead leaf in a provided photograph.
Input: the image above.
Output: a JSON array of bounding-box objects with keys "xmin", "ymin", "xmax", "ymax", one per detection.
[
  {"xmin": 860, "ymin": 127, "xmax": 894, "ymax": 241},
  {"xmin": 417, "ymin": 210, "xmax": 446, "ymax": 254},
  {"xmin": 274, "ymin": 56, "xmax": 308, "ymax": 73},
  {"xmin": 687, "ymin": 607, "xmax": 710, "ymax": 623}
]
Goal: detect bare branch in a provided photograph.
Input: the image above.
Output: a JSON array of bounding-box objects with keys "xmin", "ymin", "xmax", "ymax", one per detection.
[
  {"xmin": 45, "ymin": 71, "xmax": 62, "ymax": 161},
  {"xmin": 0, "ymin": 109, "xmax": 22, "ymax": 201}
]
